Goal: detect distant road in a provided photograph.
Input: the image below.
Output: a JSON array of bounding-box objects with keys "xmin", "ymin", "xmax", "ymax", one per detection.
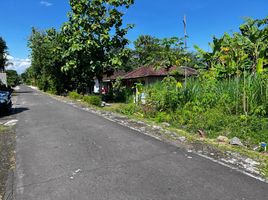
[{"xmin": 14, "ymin": 85, "xmax": 268, "ymax": 200}]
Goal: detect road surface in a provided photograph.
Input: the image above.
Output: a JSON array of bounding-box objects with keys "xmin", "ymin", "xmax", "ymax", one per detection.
[{"xmin": 14, "ymin": 86, "xmax": 268, "ymax": 200}]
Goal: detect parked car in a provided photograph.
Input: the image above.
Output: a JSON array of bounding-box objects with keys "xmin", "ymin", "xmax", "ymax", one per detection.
[{"xmin": 0, "ymin": 90, "xmax": 12, "ymax": 114}]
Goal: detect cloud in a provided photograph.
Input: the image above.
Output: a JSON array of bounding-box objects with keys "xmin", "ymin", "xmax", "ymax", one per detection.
[
  {"xmin": 40, "ymin": 1, "xmax": 53, "ymax": 7},
  {"xmin": 6, "ymin": 56, "xmax": 31, "ymax": 74}
]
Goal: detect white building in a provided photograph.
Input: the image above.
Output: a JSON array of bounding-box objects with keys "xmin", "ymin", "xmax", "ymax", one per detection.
[{"xmin": 0, "ymin": 73, "xmax": 7, "ymax": 86}]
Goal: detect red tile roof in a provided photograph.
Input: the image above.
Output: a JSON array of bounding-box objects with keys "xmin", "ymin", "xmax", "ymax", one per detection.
[
  {"xmin": 103, "ymin": 70, "xmax": 127, "ymax": 81},
  {"xmin": 123, "ymin": 66, "xmax": 197, "ymax": 79}
]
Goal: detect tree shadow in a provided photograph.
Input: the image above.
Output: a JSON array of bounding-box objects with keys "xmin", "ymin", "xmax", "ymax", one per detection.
[
  {"xmin": 12, "ymin": 107, "xmax": 29, "ymax": 115},
  {"xmin": 0, "ymin": 107, "xmax": 29, "ymax": 117},
  {"xmin": 15, "ymin": 91, "xmax": 33, "ymax": 94}
]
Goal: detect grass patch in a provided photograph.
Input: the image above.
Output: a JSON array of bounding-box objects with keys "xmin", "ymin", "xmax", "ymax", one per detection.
[{"xmin": 68, "ymin": 91, "xmax": 101, "ymax": 107}]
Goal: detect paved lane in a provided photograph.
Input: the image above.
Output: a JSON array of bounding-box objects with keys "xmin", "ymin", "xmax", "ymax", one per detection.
[{"xmin": 15, "ymin": 86, "xmax": 268, "ymax": 200}]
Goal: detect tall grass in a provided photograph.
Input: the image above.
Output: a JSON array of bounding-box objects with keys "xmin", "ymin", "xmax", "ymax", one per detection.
[
  {"xmin": 182, "ymin": 74, "xmax": 268, "ymax": 116},
  {"xmin": 139, "ymin": 75, "xmax": 268, "ymax": 145}
]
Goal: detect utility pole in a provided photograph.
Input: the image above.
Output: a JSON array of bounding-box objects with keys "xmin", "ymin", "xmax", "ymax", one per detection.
[
  {"xmin": 183, "ymin": 15, "xmax": 188, "ymax": 88},
  {"xmin": 183, "ymin": 15, "xmax": 187, "ymax": 50}
]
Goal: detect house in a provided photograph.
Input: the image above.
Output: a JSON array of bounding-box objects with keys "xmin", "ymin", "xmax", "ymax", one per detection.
[
  {"xmin": 93, "ymin": 70, "xmax": 127, "ymax": 94},
  {"xmin": 0, "ymin": 73, "xmax": 7, "ymax": 86},
  {"xmin": 122, "ymin": 66, "xmax": 197, "ymax": 87},
  {"xmin": 93, "ymin": 66, "xmax": 197, "ymax": 94},
  {"xmin": 102, "ymin": 70, "xmax": 127, "ymax": 92}
]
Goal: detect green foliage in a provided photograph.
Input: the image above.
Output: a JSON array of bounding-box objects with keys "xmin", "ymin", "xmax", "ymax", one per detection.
[
  {"xmin": 112, "ymin": 77, "xmax": 129, "ymax": 102},
  {"xmin": 68, "ymin": 91, "xmax": 82, "ymax": 100},
  {"xmin": 68, "ymin": 91, "xmax": 101, "ymax": 106},
  {"xmin": 117, "ymin": 72, "xmax": 268, "ymax": 146},
  {"xmin": 27, "ymin": 28, "xmax": 72, "ymax": 94},
  {"xmin": 116, "ymin": 103, "xmax": 139, "ymax": 115},
  {"xmin": 145, "ymin": 77, "xmax": 182, "ymax": 112},
  {"xmin": 127, "ymin": 35, "xmax": 197, "ymax": 70},
  {"xmin": 195, "ymin": 17, "xmax": 268, "ymax": 76},
  {"xmin": 6, "ymin": 70, "xmax": 20, "ymax": 87},
  {"xmin": 154, "ymin": 112, "xmax": 172, "ymax": 123},
  {"xmin": 26, "ymin": 0, "xmax": 134, "ymax": 94},
  {"xmin": 0, "ymin": 37, "xmax": 8, "ymax": 72},
  {"xmin": 82, "ymin": 95, "xmax": 101, "ymax": 107},
  {"xmin": 61, "ymin": 0, "xmax": 134, "ymax": 83}
]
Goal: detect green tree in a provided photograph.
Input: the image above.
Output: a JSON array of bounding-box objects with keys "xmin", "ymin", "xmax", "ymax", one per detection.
[
  {"xmin": 0, "ymin": 37, "xmax": 8, "ymax": 72},
  {"xmin": 61, "ymin": 0, "xmax": 134, "ymax": 92},
  {"xmin": 133, "ymin": 35, "xmax": 161, "ymax": 66},
  {"xmin": 130, "ymin": 35, "xmax": 192, "ymax": 69},
  {"xmin": 195, "ymin": 17, "xmax": 268, "ymax": 76},
  {"xmin": 28, "ymin": 28, "xmax": 71, "ymax": 94},
  {"xmin": 240, "ymin": 17, "xmax": 268, "ymax": 74},
  {"xmin": 6, "ymin": 70, "xmax": 20, "ymax": 87}
]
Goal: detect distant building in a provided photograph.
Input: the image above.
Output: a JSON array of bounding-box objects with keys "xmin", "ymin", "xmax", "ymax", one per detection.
[
  {"xmin": 122, "ymin": 66, "xmax": 197, "ymax": 87},
  {"xmin": 92, "ymin": 66, "xmax": 198, "ymax": 94},
  {"xmin": 93, "ymin": 70, "xmax": 127, "ymax": 94},
  {"xmin": 0, "ymin": 73, "xmax": 7, "ymax": 86}
]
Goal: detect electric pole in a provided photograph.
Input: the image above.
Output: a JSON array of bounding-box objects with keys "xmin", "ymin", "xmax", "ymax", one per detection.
[
  {"xmin": 183, "ymin": 15, "xmax": 187, "ymax": 50},
  {"xmin": 183, "ymin": 15, "xmax": 188, "ymax": 87}
]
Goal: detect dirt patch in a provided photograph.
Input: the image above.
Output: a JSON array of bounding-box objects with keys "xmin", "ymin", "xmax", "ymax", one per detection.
[{"xmin": 0, "ymin": 126, "xmax": 15, "ymax": 199}]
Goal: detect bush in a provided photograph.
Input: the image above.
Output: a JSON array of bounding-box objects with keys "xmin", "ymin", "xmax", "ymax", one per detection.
[
  {"xmin": 116, "ymin": 103, "xmax": 139, "ymax": 115},
  {"xmin": 68, "ymin": 91, "xmax": 82, "ymax": 100},
  {"xmin": 154, "ymin": 112, "xmax": 172, "ymax": 123},
  {"xmin": 112, "ymin": 77, "xmax": 130, "ymax": 102},
  {"xmin": 83, "ymin": 95, "xmax": 101, "ymax": 107},
  {"xmin": 142, "ymin": 103, "xmax": 157, "ymax": 118}
]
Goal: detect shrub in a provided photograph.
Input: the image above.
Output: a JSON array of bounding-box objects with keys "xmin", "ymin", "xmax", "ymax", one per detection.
[
  {"xmin": 155, "ymin": 112, "xmax": 172, "ymax": 123},
  {"xmin": 68, "ymin": 91, "xmax": 82, "ymax": 100},
  {"xmin": 83, "ymin": 95, "xmax": 101, "ymax": 106},
  {"xmin": 112, "ymin": 77, "xmax": 129, "ymax": 102},
  {"xmin": 116, "ymin": 103, "xmax": 139, "ymax": 115},
  {"xmin": 142, "ymin": 103, "xmax": 157, "ymax": 117}
]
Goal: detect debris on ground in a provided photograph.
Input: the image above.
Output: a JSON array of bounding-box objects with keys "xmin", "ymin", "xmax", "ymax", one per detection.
[
  {"xmin": 260, "ymin": 142, "xmax": 267, "ymax": 151},
  {"xmin": 230, "ymin": 137, "xmax": 243, "ymax": 146},
  {"xmin": 161, "ymin": 122, "xmax": 170, "ymax": 127},
  {"xmin": 178, "ymin": 136, "xmax": 186, "ymax": 142},
  {"xmin": 217, "ymin": 135, "xmax": 229, "ymax": 143},
  {"xmin": 4, "ymin": 120, "xmax": 18, "ymax": 127},
  {"xmin": 198, "ymin": 129, "xmax": 206, "ymax": 138},
  {"xmin": 70, "ymin": 169, "xmax": 82, "ymax": 180}
]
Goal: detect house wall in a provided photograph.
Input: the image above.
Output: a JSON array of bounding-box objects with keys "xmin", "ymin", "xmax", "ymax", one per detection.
[
  {"xmin": 0, "ymin": 73, "xmax": 7, "ymax": 86},
  {"xmin": 146, "ymin": 76, "xmax": 164, "ymax": 85},
  {"xmin": 93, "ymin": 79, "xmax": 100, "ymax": 93}
]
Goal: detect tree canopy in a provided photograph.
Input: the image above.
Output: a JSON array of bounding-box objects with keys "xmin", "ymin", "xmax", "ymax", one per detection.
[
  {"xmin": 0, "ymin": 37, "xmax": 8, "ymax": 72},
  {"xmin": 27, "ymin": 0, "xmax": 134, "ymax": 94},
  {"xmin": 195, "ymin": 17, "xmax": 268, "ymax": 77},
  {"xmin": 125, "ymin": 35, "xmax": 198, "ymax": 71}
]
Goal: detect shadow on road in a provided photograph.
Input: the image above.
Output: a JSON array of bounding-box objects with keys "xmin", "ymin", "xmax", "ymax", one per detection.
[
  {"xmin": 12, "ymin": 107, "xmax": 29, "ymax": 115},
  {"xmin": 0, "ymin": 107, "xmax": 29, "ymax": 117},
  {"xmin": 15, "ymin": 90, "xmax": 33, "ymax": 94}
]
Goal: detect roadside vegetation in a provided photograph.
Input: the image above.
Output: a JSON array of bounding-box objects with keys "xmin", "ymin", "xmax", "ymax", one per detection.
[
  {"xmin": 108, "ymin": 17, "xmax": 268, "ymax": 147},
  {"xmin": 0, "ymin": 36, "xmax": 20, "ymax": 88},
  {"xmin": 0, "ymin": 37, "xmax": 8, "ymax": 73}
]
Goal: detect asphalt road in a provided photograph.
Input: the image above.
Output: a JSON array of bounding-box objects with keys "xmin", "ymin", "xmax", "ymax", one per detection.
[{"xmin": 14, "ymin": 86, "xmax": 268, "ymax": 200}]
